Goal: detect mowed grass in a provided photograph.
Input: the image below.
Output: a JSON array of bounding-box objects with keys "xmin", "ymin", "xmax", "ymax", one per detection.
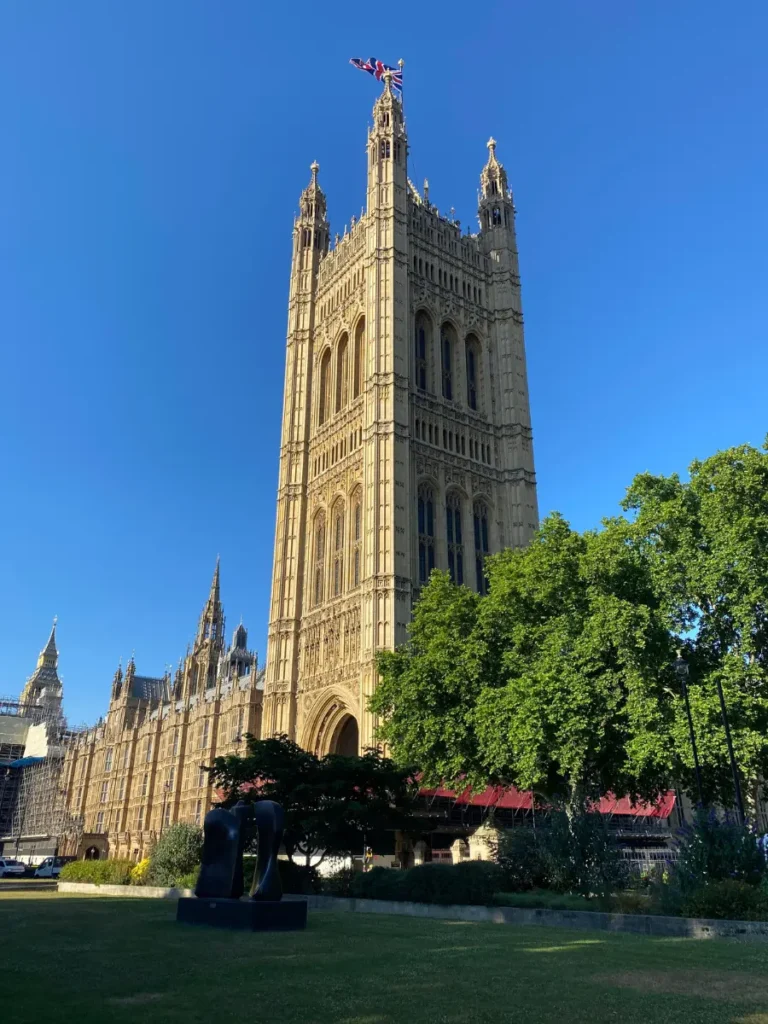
[{"xmin": 3, "ymin": 890, "xmax": 768, "ymax": 1024}]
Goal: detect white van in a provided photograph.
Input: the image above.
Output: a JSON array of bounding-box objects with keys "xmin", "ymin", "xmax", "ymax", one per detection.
[{"xmin": 33, "ymin": 856, "xmax": 74, "ymax": 878}]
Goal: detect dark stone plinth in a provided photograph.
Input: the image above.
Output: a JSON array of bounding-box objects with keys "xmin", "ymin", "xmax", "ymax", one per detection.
[{"xmin": 176, "ymin": 896, "xmax": 307, "ymax": 931}]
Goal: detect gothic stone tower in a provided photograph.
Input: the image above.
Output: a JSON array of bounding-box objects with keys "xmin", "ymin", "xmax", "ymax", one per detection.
[{"xmin": 264, "ymin": 75, "xmax": 538, "ymax": 755}]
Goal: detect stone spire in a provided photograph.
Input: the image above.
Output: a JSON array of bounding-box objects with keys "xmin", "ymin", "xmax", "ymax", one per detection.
[
  {"xmin": 195, "ymin": 558, "xmax": 225, "ymax": 651},
  {"xmin": 480, "ymin": 137, "xmax": 509, "ymax": 199},
  {"xmin": 367, "ymin": 68, "xmax": 407, "ymax": 213},
  {"xmin": 295, "ymin": 161, "xmax": 329, "ymax": 256},
  {"xmin": 37, "ymin": 617, "xmax": 58, "ymax": 670},
  {"xmin": 111, "ymin": 660, "xmax": 124, "ymax": 702},
  {"xmin": 478, "ymin": 136, "xmax": 514, "ymax": 234}
]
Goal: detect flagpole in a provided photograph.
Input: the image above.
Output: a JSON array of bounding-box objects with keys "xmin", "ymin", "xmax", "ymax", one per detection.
[{"xmin": 398, "ymin": 59, "xmax": 407, "ymax": 188}]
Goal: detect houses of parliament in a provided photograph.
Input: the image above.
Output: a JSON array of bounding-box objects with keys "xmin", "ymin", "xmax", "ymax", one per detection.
[{"xmin": 40, "ymin": 75, "xmax": 538, "ymax": 860}]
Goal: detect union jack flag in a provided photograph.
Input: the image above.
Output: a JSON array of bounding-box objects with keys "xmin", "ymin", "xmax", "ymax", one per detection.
[{"xmin": 349, "ymin": 57, "xmax": 403, "ymax": 93}]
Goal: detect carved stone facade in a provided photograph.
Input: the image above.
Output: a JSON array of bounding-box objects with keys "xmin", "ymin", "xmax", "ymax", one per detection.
[
  {"xmin": 264, "ymin": 77, "xmax": 538, "ymax": 756},
  {"xmin": 60, "ymin": 563, "xmax": 263, "ymax": 860}
]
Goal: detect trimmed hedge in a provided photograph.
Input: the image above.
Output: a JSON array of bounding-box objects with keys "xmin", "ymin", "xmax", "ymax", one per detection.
[
  {"xmin": 59, "ymin": 859, "xmax": 134, "ymax": 885},
  {"xmin": 681, "ymin": 880, "xmax": 768, "ymax": 921},
  {"xmin": 352, "ymin": 861, "xmax": 505, "ymax": 906}
]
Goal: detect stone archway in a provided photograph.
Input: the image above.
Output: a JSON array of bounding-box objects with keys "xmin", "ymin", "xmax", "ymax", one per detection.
[
  {"xmin": 304, "ymin": 696, "xmax": 360, "ymax": 757},
  {"xmin": 330, "ymin": 714, "xmax": 359, "ymax": 756}
]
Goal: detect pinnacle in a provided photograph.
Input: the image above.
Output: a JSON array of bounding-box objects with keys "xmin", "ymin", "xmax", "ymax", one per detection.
[
  {"xmin": 210, "ymin": 556, "xmax": 221, "ymax": 600},
  {"xmin": 41, "ymin": 618, "xmax": 58, "ymax": 658}
]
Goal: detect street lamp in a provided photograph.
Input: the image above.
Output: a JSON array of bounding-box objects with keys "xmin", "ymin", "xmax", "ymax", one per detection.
[
  {"xmin": 673, "ymin": 652, "xmax": 705, "ymax": 808},
  {"xmin": 714, "ymin": 675, "xmax": 746, "ymax": 826}
]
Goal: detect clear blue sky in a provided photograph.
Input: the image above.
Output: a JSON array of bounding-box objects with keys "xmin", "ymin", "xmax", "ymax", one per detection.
[{"xmin": 2, "ymin": 2, "xmax": 766, "ymax": 726}]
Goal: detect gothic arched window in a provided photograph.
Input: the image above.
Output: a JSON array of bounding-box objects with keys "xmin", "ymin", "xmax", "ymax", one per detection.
[
  {"xmin": 440, "ymin": 324, "xmax": 455, "ymax": 401},
  {"xmin": 415, "ymin": 313, "xmax": 431, "ymax": 393},
  {"xmin": 313, "ymin": 513, "xmax": 326, "ymax": 606},
  {"xmin": 318, "ymin": 349, "xmax": 331, "ymax": 426},
  {"xmin": 473, "ymin": 501, "xmax": 490, "ymax": 594},
  {"xmin": 465, "ymin": 335, "xmax": 480, "ymax": 411},
  {"xmin": 446, "ymin": 492, "xmax": 464, "ymax": 585},
  {"xmin": 353, "ymin": 318, "xmax": 364, "ymax": 399},
  {"xmin": 335, "ymin": 333, "xmax": 349, "ymax": 413},
  {"xmin": 332, "ymin": 503, "xmax": 345, "ymax": 597},
  {"xmin": 351, "ymin": 489, "xmax": 362, "ymax": 588},
  {"xmin": 417, "ymin": 484, "xmax": 436, "ymax": 584}
]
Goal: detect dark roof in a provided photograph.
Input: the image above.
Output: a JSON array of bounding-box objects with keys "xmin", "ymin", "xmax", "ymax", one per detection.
[{"xmin": 129, "ymin": 675, "xmax": 169, "ymax": 703}]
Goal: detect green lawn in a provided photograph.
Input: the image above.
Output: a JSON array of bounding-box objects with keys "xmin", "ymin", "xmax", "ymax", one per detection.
[{"xmin": 3, "ymin": 890, "xmax": 768, "ymax": 1024}]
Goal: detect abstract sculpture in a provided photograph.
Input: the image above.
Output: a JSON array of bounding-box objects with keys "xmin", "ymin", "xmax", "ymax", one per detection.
[{"xmin": 176, "ymin": 798, "xmax": 306, "ymax": 931}]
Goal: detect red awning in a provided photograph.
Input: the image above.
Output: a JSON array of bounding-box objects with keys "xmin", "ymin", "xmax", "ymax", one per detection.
[{"xmin": 421, "ymin": 785, "xmax": 675, "ymax": 819}]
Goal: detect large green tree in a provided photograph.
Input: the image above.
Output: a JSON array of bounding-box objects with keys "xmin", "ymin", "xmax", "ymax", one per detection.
[
  {"xmin": 373, "ymin": 514, "xmax": 677, "ymax": 813},
  {"xmin": 209, "ymin": 735, "xmax": 420, "ymax": 865},
  {"xmin": 622, "ymin": 439, "xmax": 768, "ymax": 809}
]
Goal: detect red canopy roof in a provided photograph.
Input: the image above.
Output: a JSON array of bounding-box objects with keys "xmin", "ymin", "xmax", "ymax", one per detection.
[{"xmin": 420, "ymin": 785, "xmax": 675, "ymax": 819}]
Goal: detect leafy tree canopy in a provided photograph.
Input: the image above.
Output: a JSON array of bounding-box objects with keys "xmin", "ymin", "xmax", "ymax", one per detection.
[
  {"xmin": 373, "ymin": 439, "xmax": 768, "ymax": 816},
  {"xmin": 622, "ymin": 439, "xmax": 768, "ymax": 807},
  {"xmin": 374, "ymin": 514, "xmax": 675, "ymax": 812},
  {"xmin": 209, "ymin": 735, "xmax": 421, "ymax": 865}
]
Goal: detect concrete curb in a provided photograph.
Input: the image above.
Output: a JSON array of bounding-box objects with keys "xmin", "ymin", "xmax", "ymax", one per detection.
[
  {"xmin": 302, "ymin": 894, "xmax": 768, "ymax": 940},
  {"xmin": 56, "ymin": 883, "xmax": 768, "ymax": 940},
  {"xmin": 58, "ymin": 881, "xmax": 194, "ymax": 899}
]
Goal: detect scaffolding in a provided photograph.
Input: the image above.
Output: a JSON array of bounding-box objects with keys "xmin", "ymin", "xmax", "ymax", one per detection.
[{"xmin": 0, "ymin": 696, "xmax": 83, "ymax": 862}]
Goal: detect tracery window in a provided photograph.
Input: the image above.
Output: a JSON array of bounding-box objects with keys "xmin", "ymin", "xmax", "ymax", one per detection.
[
  {"xmin": 415, "ymin": 312, "xmax": 431, "ymax": 392},
  {"xmin": 441, "ymin": 324, "xmax": 455, "ymax": 400},
  {"xmin": 332, "ymin": 503, "xmax": 345, "ymax": 597},
  {"xmin": 313, "ymin": 513, "xmax": 326, "ymax": 606},
  {"xmin": 335, "ymin": 334, "xmax": 349, "ymax": 413},
  {"xmin": 466, "ymin": 335, "xmax": 480, "ymax": 411},
  {"xmin": 351, "ymin": 490, "xmax": 362, "ymax": 588},
  {"xmin": 353, "ymin": 318, "xmax": 365, "ymax": 399},
  {"xmin": 417, "ymin": 484, "xmax": 436, "ymax": 584},
  {"xmin": 474, "ymin": 501, "xmax": 490, "ymax": 594},
  {"xmin": 446, "ymin": 492, "xmax": 464, "ymax": 585},
  {"xmin": 318, "ymin": 349, "xmax": 331, "ymax": 425}
]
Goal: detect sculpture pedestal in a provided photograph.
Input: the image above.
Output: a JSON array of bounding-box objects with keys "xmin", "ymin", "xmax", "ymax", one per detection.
[{"xmin": 176, "ymin": 896, "xmax": 307, "ymax": 931}]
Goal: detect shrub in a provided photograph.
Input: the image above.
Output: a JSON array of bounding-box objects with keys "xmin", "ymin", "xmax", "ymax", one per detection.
[
  {"xmin": 59, "ymin": 859, "xmax": 133, "ymax": 885},
  {"xmin": 495, "ymin": 828, "xmax": 547, "ymax": 891},
  {"xmin": 352, "ymin": 865, "xmax": 405, "ymax": 901},
  {"xmin": 129, "ymin": 858, "xmax": 151, "ymax": 886},
  {"xmin": 539, "ymin": 812, "xmax": 628, "ymax": 897},
  {"xmin": 147, "ymin": 823, "xmax": 203, "ymax": 887},
  {"xmin": 323, "ymin": 867, "xmax": 358, "ymax": 897},
  {"xmin": 672, "ymin": 810, "xmax": 765, "ymax": 894},
  {"xmin": 175, "ymin": 870, "xmax": 199, "ymax": 891},
  {"xmin": 352, "ymin": 861, "xmax": 504, "ymax": 906},
  {"xmin": 493, "ymin": 889, "xmax": 594, "ymax": 912},
  {"xmin": 610, "ymin": 891, "xmax": 658, "ymax": 915},
  {"xmin": 278, "ymin": 860, "xmax": 322, "ymax": 895},
  {"xmin": 681, "ymin": 880, "xmax": 768, "ymax": 921}
]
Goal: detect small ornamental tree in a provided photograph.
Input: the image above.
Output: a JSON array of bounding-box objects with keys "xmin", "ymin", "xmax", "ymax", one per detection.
[
  {"xmin": 148, "ymin": 822, "xmax": 203, "ymax": 886},
  {"xmin": 209, "ymin": 734, "xmax": 422, "ymax": 866}
]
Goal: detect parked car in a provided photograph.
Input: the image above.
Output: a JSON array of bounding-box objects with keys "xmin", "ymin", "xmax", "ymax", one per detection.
[
  {"xmin": 0, "ymin": 857, "xmax": 26, "ymax": 878},
  {"xmin": 33, "ymin": 856, "xmax": 74, "ymax": 878}
]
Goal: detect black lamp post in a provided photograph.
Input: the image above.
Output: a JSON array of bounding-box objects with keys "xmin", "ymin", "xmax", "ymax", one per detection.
[
  {"xmin": 714, "ymin": 676, "xmax": 746, "ymax": 826},
  {"xmin": 673, "ymin": 652, "xmax": 705, "ymax": 808}
]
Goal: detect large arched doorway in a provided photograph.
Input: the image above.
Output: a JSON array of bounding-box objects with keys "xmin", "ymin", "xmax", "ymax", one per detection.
[{"xmin": 330, "ymin": 715, "xmax": 359, "ymax": 756}]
